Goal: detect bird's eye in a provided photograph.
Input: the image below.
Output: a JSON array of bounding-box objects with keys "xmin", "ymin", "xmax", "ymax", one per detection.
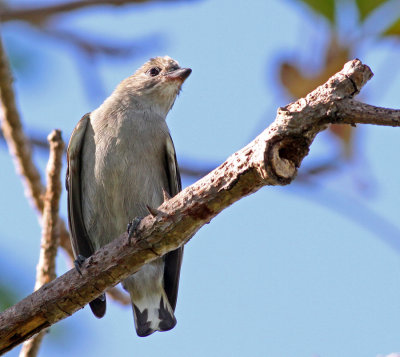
[{"xmin": 148, "ymin": 67, "xmax": 161, "ymax": 77}]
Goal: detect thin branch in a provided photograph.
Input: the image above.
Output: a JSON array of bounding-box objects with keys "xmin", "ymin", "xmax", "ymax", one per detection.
[
  {"xmin": 35, "ymin": 130, "xmax": 64, "ymax": 288},
  {"xmin": 19, "ymin": 130, "xmax": 64, "ymax": 357},
  {"xmin": 178, "ymin": 162, "xmax": 213, "ymax": 178},
  {"xmin": 0, "ymin": 0, "xmax": 194, "ymax": 25},
  {"xmin": 0, "ymin": 33, "xmax": 68, "ymax": 253},
  {"xmin": 335, "ymin": 99, "xmax": 400, "ymax": 126},
  {"xmin": 1, "ymin": 59, "xmax": 395, "ymax": 354},
  {"xmin": 43, "ymin": 28, "xmax": 135, "ymax": 57},
  {"xmin": 105, "ymin": 286, "xmax": 131, "ymax": 306},
  {"xmin": 17, "ymin": 332, "xmax": 45, "ymax": 357},
  {"xmin": 0, "ymin": 35, "xmax": 44, "ymax": 213},
  {"xmin": 0, "ymin": 33, "xmax": 129, "ymax": 307}
]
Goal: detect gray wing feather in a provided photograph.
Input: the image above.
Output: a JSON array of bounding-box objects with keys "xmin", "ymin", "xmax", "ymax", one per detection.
[
  {"xmin": 163, "ymin": 134, "xmax": 183, "ymax": 311},
  {"xmin": 66, "ymin": 113, "xmax": 106, "ymax": 319},
  {"xmin": 66, "ymin": 113, "xmax": 94, "ymax": 259}
]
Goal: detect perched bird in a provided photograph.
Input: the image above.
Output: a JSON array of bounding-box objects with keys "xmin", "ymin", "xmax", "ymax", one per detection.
[{"xmin": 66, "ymin": 56, "xmax": 191, "ymax": 337}]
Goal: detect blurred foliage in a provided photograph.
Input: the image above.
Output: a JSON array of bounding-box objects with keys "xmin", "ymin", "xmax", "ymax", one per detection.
[
  {"xmin": 384, "ymin": 18, "xmax": 400, "ymax": 36},
  {"xmin": 355, "ymin": 0, "xmax": 387, "ymax": 21},
  {"xmin": 298, "ymin": 0, "xmax": 398, "ymax": 28},
  {"xmin": 298, "ymin": 0, "xmax": 335, "ymax": 23},
  {"xmin": 3, "ymin": 34, "xmax": 44, "ymax": 82},
  {"xmin": 281, "ymin": 0, "xmax": 400, "ymax": 161},
  {"xmin": 280, "ymin": 36, "xmax": 349, "ymax": 99},
  {"xmin": 0, "ymin": 281, "xmax": 17, "ymax": 310}
]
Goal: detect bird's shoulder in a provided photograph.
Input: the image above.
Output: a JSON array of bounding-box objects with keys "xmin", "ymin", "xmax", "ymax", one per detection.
[{"xmin": 67, "ymin": 113, "xmax": 90, "ymax": 157}]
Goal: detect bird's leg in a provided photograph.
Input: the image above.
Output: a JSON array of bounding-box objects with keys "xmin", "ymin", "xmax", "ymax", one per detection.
[
  {"xmin": 127, "ymin": 217, "xmax": 142, "ymax": 245},
  {"xmin": 127, "ymin": 203, "xmax": 164, "ymax": 245},
  {"xmin": 74, "ymin": 254, "xmax": 87, "ymax": 276}
]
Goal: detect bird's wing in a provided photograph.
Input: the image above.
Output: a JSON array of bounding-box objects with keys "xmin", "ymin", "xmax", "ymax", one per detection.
[
  {"xmin": 66, "ymin": 113, "xmax": 94, "ymax": 259},
  {"xmin": 163, "ymin": 134, "xmax": 183, "ymax": 311},
  {"xmin": 66, "ymin": 113, "xmax": 107, "ymax": 319}
]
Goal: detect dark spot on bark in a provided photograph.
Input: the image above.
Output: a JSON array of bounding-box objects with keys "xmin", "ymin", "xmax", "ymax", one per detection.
[
  {"xmin": 187, "ymin": 204, "xmax": 213, "ymax": 220},
  {"xmin": 345, "ymin": 74, "xmax": 359, "ymax": 96},
  {"xmin": 241, "ymin": 184, "xmax": 254, "ymax": 196},
  {"xmin": 9, "ymin": 333, "xmax": 21, "ymax": 342}
]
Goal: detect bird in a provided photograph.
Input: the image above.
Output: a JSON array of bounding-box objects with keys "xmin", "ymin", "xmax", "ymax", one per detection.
[{"xmin": 66, "ymin": 56, "xmax": 191, "ymax": 337}]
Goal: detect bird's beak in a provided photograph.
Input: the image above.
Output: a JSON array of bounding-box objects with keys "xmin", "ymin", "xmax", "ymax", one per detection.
[{"xmin": 165, "ymin": 68, "xmax": 192, "ymax": 82}]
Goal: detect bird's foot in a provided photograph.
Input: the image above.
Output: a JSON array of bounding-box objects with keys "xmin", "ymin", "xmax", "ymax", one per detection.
[
  {"xmin": 127, "ymin": 217, "xmax": 142, "ymax": 245},
  {"xmin": 74, "ymin": 254, "xmax": 87, "ymax": 276}
]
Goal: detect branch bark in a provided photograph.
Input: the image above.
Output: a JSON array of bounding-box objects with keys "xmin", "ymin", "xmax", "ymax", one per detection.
[
  {"xmin": 1, "ymin": 59, "xmax": 398, "ymax": 354},
  {"xmin": 19, "ymin": 130, "xmax": 64, "ymax": 357},
  {"xmin": 335, "ymin": 99, "xmax": 400, "ymax": 126}
]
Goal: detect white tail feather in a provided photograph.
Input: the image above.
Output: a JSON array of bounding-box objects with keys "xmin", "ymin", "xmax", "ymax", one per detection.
[{"xmin": 123, "ymin": 259, "xmax": 177, "ymax": 337}]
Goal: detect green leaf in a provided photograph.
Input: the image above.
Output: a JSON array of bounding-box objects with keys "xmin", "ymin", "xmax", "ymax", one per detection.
[
  {"xmin": 0, "ymin": 283, "xmax": 17, "ymax": 310},
  {"xmin": 383, "ymin": 17, "xmax": 400, "ymax": 36},
  {"xmin": 297, "ymin": 0, "xmax": 336, "ymax": 23},
  {"xmin": 355, "ymin": 0, "xmax": 387, "ymax": 21}
]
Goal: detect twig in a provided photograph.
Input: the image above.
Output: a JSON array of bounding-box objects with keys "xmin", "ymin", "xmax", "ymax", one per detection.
[
  {"xmin": 34, "ymin": 131, "xmax": 64, "ymax": 287},
  {"xmin": 44, "ymin": 28, "xmax": 135, "ymax": 57},
  {"xmin": 0, "ymin": 35, "xmax": 45, "ymax": 213},
  {"xmin": 105, "ymin": 286, "xmax": 131, "ymax": 305},
  {"xmin": 0, "ymin": 33, "xmax": 129, "ymax": 307},
  {"xmin": 335, "ymin": 99, "xmax": 400, "ymax": 126},
  {"xmin": 19, "ymin": 130, "xmax": 64, "ymax": 357},
  {"xmin": 0, "ymin": 0, "xmax": 191, "ymax": 25},
  {"xmin": 1, "ymin": 59, "xmax": 397, "ymax": 354}
]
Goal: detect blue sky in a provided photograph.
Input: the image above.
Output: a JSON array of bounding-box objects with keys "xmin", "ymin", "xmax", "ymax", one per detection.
[{"xmin": 1, "ymin": 1, "xmax": 400, "ymax": 356}]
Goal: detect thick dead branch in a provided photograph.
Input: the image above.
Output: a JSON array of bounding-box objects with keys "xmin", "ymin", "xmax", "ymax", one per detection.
[
  {"xmin": 1, "ymin": 59, "xmax": 398, "ymax": 354},
  {"xmin": 0, "ymin": 34, "xmax": 129, "ymax": 308},
  {"xmin": 19, "ymin": 130, "xmax": 64, "ymax": 357}
]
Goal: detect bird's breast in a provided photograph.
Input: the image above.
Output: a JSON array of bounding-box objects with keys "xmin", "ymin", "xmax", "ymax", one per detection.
[{"xmin": 81, "ymin": 111, "xmax": 170, "ymax": 249}]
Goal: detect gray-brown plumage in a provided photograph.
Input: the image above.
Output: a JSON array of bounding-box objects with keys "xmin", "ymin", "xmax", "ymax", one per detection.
[{"xmin": 66, "ymin": 56, "xmax": 191, "ymax": 336}]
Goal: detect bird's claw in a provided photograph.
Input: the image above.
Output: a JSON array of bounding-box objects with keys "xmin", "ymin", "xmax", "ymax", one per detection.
[
  {"xmin": 127, "ymin": 217, "xmax": 142, "ymax": 245},
  {"xmin": 74, "ymin": 254, "xmax": 86, "ymax": 276}
]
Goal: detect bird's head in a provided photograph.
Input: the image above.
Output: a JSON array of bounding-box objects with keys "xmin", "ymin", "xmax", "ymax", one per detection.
[{"xmin": 119, "ymin": 56, "xmax": 191, "ymax": 116}]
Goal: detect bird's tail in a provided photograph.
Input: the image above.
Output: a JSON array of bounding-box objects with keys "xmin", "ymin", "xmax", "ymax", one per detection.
[
  {"xmin": 89, "ymin": 293, "xmax": 106, "ymax": 318},
  {"xmin": 129, "ymin": 288, "xmax": 177, "ymax": 337}
]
